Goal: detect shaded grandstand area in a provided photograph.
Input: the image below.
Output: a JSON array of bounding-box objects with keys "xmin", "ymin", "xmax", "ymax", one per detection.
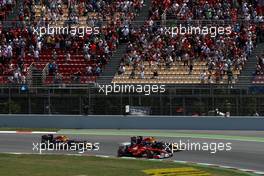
[{"xmin": 0, "ymin": 0, "xmax": 262, "ymax": 87}]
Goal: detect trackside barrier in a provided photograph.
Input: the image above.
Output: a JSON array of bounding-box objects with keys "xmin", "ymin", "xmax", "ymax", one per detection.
[{"xmin": 0, "ymin": 115, "xmax": 263, "ymax": 130}]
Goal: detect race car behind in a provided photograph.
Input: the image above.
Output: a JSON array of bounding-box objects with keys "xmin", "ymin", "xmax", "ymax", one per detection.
[{"xmin": 41, "ymin": 134, "xmax": 98, "ymax": 151}]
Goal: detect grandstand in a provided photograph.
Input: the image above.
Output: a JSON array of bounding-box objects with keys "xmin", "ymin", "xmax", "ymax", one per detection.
[
  {"xmin": 253, "ymin": 53, "xmax": 264, "ymax": 84},
  {"xmin": 0, "ymin": 0, "xmax": 262, "ymax": 86},
  {"xmin": 0, "ymin": 0, "xmax": 263, "ymax": 115},
  {"xmin": 0, "ymin": 0, "xmax": 143, "ymax": 85},
  {"xmin": 113, "ymin": 0, "xmax": 264, "ymax": 84}
]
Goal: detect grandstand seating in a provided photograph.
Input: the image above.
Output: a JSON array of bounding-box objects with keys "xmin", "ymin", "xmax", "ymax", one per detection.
[
  {"xmin": 113, "ymin": 0, "xmax": 264, "ymax": 84},
  {"xmin": 0, "ymin": 0, "xmax": 15, "ymax": 21},
  {"xmin": 35, "ymin": 0, "xmax": 142, "ymax": 85},
  {"xmin": 253, "ymin": 54, "xmax": 264, "ymax": 84},
  {"xmin": 113, "ymin": 61, "xmax": 240, "ymax": 84},
  {"xmin": 0, "ymin": 0, "xmax": 263, "ymax": 85},
  {"xmin": 0, "ymin": 0, "xmax": 23, "ymax": 84},
  {"xmin": 253, "ymin": 75, "xmax": 264, "ymax": 84},
  {"xmin": 0, "ymin": 0, "xmax": 143, "ymax": 85}
]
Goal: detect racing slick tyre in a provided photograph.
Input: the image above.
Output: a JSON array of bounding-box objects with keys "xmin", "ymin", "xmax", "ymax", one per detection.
[
  {"xmin": 41, "ymin": 134, "xmax": 53, "ymax": 143},
  {"xmin": 117, "ymin": 148, "xmax": 125, "ymax": 157},
  {"xmin": 146, "ymin": 150, "xmax": 154, "ymax": 158}
]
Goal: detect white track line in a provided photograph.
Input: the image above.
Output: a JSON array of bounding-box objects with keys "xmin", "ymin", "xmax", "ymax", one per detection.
[
  {"xmin": 0, "ymin": 131, "xmax": 17, "ymax": 134},
  {"xmin": 95, "ymin": 155, "xmax": 111, "ymax": 158},
  {"xmin": 0, "ymin": 131, "xmax": 57, "ymax": 134},
  {"xmin": 31, "ymin": 131, "xmax": 57, "ymax": 134}
]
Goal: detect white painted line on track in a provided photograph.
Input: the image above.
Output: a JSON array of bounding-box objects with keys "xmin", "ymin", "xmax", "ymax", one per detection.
[
  {"xmin": 95, "ymin": 155, "xmax": 111, "ymax": 158},
  {"xmin": 0, "ymin": 131, "xmax": 57, "ymax": 134},
  {"xmin": 0, "ymin": 131, "xmax": 17, "ymax": 134},
  {"xmin": 254, "ymin": 172, "xmax": 264, "ymax": 175},
  {"xmin": 239, "ymin": 169, "xmax": 257, "ymax": 172},
  {"xmin": 220, "ymin": 165, "xmax": 238, "ymax": 169},
  {"xmin": 8, "ymin": 152, "xmax": 23, "ymax": 155},
  {"xmin": 120, "ymin": 157, "xmax": 137, "ymax": 160},
  {"xmin": 195, "ymin": 162, "xmax": 216, "ymax": 166},
  {"xmin": 31, "ymin": 131, "xmax": 57, "ymax": 134}
]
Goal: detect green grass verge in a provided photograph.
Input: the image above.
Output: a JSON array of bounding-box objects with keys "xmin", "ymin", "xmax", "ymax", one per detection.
[
  {"xmin": 0, "ymin": 154, "xmax": 256, "ymax": 176},
  {"xmin": 0, "ymin": 127, "xmax": 59, "ymax": 132}
]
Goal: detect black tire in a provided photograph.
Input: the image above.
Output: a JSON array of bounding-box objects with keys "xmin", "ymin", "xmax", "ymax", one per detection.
[
  {"xmin": 146, "ymin": 150, "xmax": 154, "ymax": 158},
  {"xmin": 117, "ymin": 148, "xmax": 124, "ymax": 157},
  {"xmin": 41, "ymin": 134, "xmax": 53, "ymax": 143},
  {"xmin": 41, "ymin": 135, "xmax": 48, "ymax": 143}
]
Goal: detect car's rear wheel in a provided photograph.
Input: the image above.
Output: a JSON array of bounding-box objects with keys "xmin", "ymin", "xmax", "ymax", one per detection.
[
  {"xmin": 146, "ymin": 150, "xmax": 154, "ymax": 158},
  {"xmin": 117, "ymin": 148, "xmax": 125, "ymax": 157}
]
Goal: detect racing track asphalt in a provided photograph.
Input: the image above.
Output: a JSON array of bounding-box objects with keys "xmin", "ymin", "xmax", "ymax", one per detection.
[{"xmin": 0, "ymin": 131, "xmax": 263, "ymax": 173}]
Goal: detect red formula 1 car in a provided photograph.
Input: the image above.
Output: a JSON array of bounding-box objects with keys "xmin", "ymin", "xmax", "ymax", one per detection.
[{"xmin": 117, "ymin": 136, "xmax": 174, "ymax": 159}]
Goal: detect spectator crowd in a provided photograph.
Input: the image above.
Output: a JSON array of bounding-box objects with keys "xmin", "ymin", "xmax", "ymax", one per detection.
[
  {"xmin": 117, "ymin": 0, "xmax": 264, "ymax": 84},
  {"xmin": 0, "ymin": 0, "xmax": 264, "ymax": 85},
  {"xmin": 0, "ymin": 0, "xmax": 144, "ymax": 84},
  {"xmin": 255, "ymin": 54, "xmax": 264, "ymax": 75}
]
